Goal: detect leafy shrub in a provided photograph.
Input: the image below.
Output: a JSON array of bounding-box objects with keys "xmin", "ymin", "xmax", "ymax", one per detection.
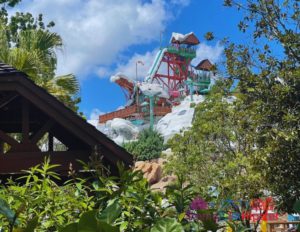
[
  {"xmin": 190, "ymin": 102, "xmax": 196, "ymax": 108},
  {"xmin": 61, "ymin": 164, "xmax": 166, "ymax": 231},
  {"xmin": 0, "ymin": 158, "xmax": 225, "ymax": 232},
  {"xmin": 0, "ymin": 157, "xmax": 93, "ymax": 231},
  {"xmin": 123, "ymin": 129, "xmax": 165, "ymax": 161}
]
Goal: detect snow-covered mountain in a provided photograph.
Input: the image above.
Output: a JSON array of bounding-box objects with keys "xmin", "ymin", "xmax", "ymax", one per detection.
[{"xmin": 89, "ymin": 95, "xmax": 205, "ymax": 145}]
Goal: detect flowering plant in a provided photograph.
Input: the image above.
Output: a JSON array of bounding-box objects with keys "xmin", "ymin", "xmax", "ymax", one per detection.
[
  {"xmin": 186, "ymin": 197, "xmax": 221, "ymax": 231},
  {"xmin": 187, "ymin": 197, "xmax": 217, "ymax": 220}
]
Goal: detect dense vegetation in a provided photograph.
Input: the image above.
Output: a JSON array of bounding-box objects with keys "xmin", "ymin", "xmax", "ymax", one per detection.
[
  {"xmin": 123, "ymin": 129, "xmax": 165, "ymax": 161},
  {"xmin": 0, "ymin": 0, "xmax": 299, "ymax": 231},
  {"xmin": 0, "ymin": 158, "xmax": 224, "ymax": 231},
  {"xmin": 1, "ymin": 158, "xmax": 299, "ymax": 232},
  {"xmin": 168, "ymin": 0, "xmax": 299, "ymax": 214}
]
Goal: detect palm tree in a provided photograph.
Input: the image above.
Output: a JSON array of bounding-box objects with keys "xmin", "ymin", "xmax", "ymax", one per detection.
[{"xmin": 0, "ymin": 24, "xmax": 80, "ymax": 110}]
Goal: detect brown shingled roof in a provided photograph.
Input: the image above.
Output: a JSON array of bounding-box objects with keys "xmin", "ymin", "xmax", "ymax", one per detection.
[
  {"xmin": 171, "ymin": 32, "xmax": 200, "ymax": 45},
  {"xmin": 195, "ymin": 59, "xmax": 213, "ymax": 71}
]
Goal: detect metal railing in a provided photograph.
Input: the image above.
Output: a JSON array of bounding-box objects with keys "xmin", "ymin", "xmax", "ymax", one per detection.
[{"xmin": 167, "ymin": 46, "xmax": 196, "ymax": 57}]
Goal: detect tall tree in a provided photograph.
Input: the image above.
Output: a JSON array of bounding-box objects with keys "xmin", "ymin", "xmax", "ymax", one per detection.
[
  {"xmin": 223, "ymin": 0, "xmax": 300, "ymax": 211},
  {"xmin": 166, "ymin": 81, "xmax": 265, "ymax": 202},
  {"xmin": 0, "ymin": 1, "xmax": 80, "ymax": 111},
  {"xmin": 168, "ymin": 0, "xmax": 299, "ymax": 213}
]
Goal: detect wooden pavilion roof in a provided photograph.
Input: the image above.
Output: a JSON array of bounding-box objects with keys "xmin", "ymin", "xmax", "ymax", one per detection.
[{"xmin": 0, "ymin": 63, "xmax": 133, "ymax": 175}]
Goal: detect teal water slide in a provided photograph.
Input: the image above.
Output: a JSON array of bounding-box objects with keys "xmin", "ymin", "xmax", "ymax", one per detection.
[{"xmin": 144, "ymin": 48, "xmax": 167, "ymax": 83}]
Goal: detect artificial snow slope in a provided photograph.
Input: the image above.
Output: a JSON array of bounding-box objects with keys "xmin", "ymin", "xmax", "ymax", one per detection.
[
  {"xmin": 104, "ymin": 118, "xmax": 140, "ymax": 145},
  {"xmin": 139, "ymin": 82, "xmax": 169, "ymax": 98},
  {"xmin": 156, "ymin": 95, "xmax": 205, "ymax": 142}
]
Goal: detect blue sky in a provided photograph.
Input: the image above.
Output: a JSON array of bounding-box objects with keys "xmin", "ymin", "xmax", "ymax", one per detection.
[{"xmin": 12, "ymin": 0, "xmax": 249, "ymax": 119}]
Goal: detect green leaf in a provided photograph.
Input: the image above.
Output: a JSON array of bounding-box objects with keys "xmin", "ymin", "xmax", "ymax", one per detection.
[
  {"xmin": 204, "ymin": 32, "xmax": 214, "ymax": 41},
  {"xmin": 75, "ymin": 210, "xmax": 119, "ymax": 232},
  {"xmin": 202, "ymin": 218, "xmax": 220, "ymax": 232},
  {"xmin": 98, "ymin": 199, "xmax": 121, "ymax": 224},
  {"xmin": 78, "ymin": 210, "xmax": 98, "ymax": 232},
  {"xmin": 54, "ymin": 209, "xmax": 68, "ymax": 216},
  {"xmin": 22, "ymin": 216, "xmax": 39, "ymax": 232},
  {"xmin": 293, "ymin": 200, "xmax": 300, "ymax": 213},
  {"xmin": 120, "ymin": 221, "xmax": 128, "ymax": 231},
  {"xmin": 150, "ymin": 218, "xmax": 184, "ymax": 232},
  {"xmin": 59, "ymin": 223, "xmax": 78, "ymax": 232},
  {"xmin": 97, "ymin": 221, "xmax": 119, "ymax": 232},
  {"xmin": 178, "ymin": 212, "xmax": 185, "ymax": 222}
]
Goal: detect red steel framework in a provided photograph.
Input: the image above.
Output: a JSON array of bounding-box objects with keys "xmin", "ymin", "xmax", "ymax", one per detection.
[
  {"xmin": 154, "ymin": 52, "xmax": 192, "ymax": 95},
  {"xmin": 99, "ymin": 33, "xmax": 200, "ymax": 123}
]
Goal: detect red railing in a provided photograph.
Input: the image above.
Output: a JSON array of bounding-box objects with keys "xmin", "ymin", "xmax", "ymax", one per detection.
[
  {"xmin": 153, "ymin": 106, "xmax": 172, "ymax": 116},
  {"xmin": 99, "ymin": 105, "xmax": 172, "ymax": 123},
  {"xmin": 99, "ymin": 105, "xmax": 138, "ymax": 123}
]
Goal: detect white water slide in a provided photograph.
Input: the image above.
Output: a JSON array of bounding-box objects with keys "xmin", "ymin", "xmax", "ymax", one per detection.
[{"xmin": 144, "ymin": 48, "xmax": 167, "ymax": 83}]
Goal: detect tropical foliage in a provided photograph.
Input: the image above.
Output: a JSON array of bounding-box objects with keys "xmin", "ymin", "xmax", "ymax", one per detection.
[
  {"xmin": 0, "ymin": 158, "xmax": 221, "ymax": 232},
  {"xmin": 0, "ymin": 158, "xmax": 93, "ymax": 231},
  {"xmin": 0, "ymin": 2, "xmax": 80, "ymax": 111}
]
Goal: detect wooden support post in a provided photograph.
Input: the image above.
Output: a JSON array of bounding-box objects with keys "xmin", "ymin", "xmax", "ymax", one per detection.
[
  {"xmin": 31, "ymin": 119, "xmax": 55, "ymax": 144},
  {"xmin": 48, "ymin": 133, "xmax": 54, "ymax": 152},
  {"xmin": 22, "ymin": 98, "xmax": 29, "ymax": 142},
  {"xmin": 0, "ymin": 141, "xmax": 3, "ymax": 155}
]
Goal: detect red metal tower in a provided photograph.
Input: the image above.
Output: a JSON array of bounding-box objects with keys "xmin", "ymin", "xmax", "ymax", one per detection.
[{"xmin": 148, "ymin": 32, "xmax": 200, "ymax": 98}]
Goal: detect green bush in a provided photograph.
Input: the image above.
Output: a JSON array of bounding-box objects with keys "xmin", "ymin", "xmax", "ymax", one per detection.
[
  {"xmin": 0, "ymin": 157, "xmax": 93, "ymax": 231},
  {"xmin": 190, "ymin": 102, "xmax": 196, "ymax": 108},
  {"xmin": 0, "ymin": 158, "xmax": 221, "ymax": 232},
  {"xmin": 123, "ymin": 129, "xmax": 165, "ymax": 161}
]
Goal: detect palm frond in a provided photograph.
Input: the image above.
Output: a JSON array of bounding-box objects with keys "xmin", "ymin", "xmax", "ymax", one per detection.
[{"xmin": 43, "ymin": 74, "xmax": 80, "ymax": 102}]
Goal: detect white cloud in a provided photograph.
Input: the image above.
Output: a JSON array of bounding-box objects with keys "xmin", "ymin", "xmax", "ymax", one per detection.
[
  {"xmin": 88, "ymin": 108, "xmax": 105, "ymax": 127},
  {"xmin": 96, "ymin": 67, "xmax": 110, "ymax": 78},
  {"xmin": 192, "ymin": 42, "xmax": 224, "ymax": 66},
  {"xmin": 13, "ymin": 0, "xmax": 189, "ymax": 79}
]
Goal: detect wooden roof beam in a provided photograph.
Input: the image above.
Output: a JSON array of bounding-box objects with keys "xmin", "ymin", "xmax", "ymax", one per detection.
[
  {"xmin": 0, "ymin": 93, "xmax": 18, "ymax": 109},
  {"xmin": 30, "ymin": 119, "xmax": 55, "ymax": 144},
  {"xmin": 0, "ymin": 129, "xmax": 19, "ymax": 147}
]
